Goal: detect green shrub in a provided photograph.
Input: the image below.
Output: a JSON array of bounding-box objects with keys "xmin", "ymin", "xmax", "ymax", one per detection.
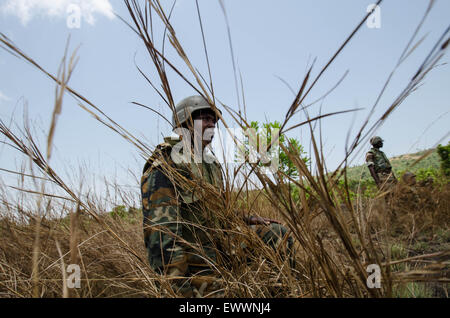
[
  {"xmin": 110, "ymin": 205, "xmax": 128, "ymax": 219},
  {"xmin": 416, "ymin": 167, "xmax": 440, "ymax": 181},
  {"xmin": 437, "ymin": 142, "xmax": 450, "ymax": 176},
  {"xmin": 241, "ymin": 121, "xmax": 309, "ymax": 180}
]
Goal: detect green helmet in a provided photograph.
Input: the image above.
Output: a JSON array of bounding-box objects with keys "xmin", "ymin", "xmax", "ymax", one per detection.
[
  {"xmin": 172, "ymin": 95, "xmax": 221, "ymax": 129},
  {"xmin": 370, "ymin": 136, "xmax": 383, "ymax": 146}
]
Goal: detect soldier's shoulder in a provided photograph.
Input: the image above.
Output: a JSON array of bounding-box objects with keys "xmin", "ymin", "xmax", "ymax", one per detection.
[
  {"xmin": 143, "ymin": 136, "xmax": 180, "ymax": 174},
  {"xmin": 366, "ymin": 149, "xmax": 375, "ymax": 160},
  {"xmin": 157, "ymin": 136, "xmax": 181, "ymax": 152}
]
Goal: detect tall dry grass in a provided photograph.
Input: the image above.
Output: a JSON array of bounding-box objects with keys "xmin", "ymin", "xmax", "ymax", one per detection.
[{"xmin": 0, "ymin": 0, "xmax": 449, "ymax": 297}]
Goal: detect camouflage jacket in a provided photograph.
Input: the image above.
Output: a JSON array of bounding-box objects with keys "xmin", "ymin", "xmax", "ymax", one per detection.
[
  {"xmin": 366, "ymin": 147, "xmax": 392, "ymax": 174},
  {"xmin": 141, "ymin": 136, "xmax": 225, "ymax": 292}
]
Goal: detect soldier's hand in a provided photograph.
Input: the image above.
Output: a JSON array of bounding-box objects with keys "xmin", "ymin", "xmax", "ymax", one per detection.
[{"xmin": 247, "ymin": 215, "xmax": 281, "ymax": 226}]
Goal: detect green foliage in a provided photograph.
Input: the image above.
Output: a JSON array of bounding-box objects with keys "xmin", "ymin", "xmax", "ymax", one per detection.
[
  {"xmin": 437, "ymin": 141, "xmax": 450, "ymax": 176},
  {"xmin": 435, "ymin": 228, "xmax": 450, "ymax": 243},
  {"xmin": 393, "ymin": 282, "xmax": 433, "ymax": 298},
  {"xmin": 412, "ymin": 241, "xmax": 429, "ymax": 253},
  {"xmin": 289, "ymin": 183, "xmax": 311, "ymax": 202},
  {"xmin": 241, "ymin": 120, "xmax": 309, "ymax": 179},
  {"xmin": 336, "ymin": 175, "xmax": 378, "ymax": 200},
  {"xmin": 335, "ymin": 179, "xmax": 357, "ymax": 202},
  {"xmin": 109, "ymin": 206, "xmax": 140, "ymax": 223},
  {"xmin": 415, "ymin": 167, "xmax": 440, "ymax": 181},
  {"xmin": 110, "ymin": 205, "xmax": 128, "ymax": 219},
  {"xmin": 391, "ymin": 243, "xmax": 408, "ymax": 260}
]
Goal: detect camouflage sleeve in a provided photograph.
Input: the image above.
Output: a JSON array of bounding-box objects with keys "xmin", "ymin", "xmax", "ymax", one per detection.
[
  {"xmin": 141, "ymin": 165, "xmax": 188, "ymax": 277},
  {"xmin": 366, "ymin": 151, "xmax": 375, "ymax": 167}
]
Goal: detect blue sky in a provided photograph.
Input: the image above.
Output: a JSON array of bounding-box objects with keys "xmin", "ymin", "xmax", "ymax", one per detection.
[{"xmin": 0, "ymin": 0, "xmax": 449, "ymax": 192}]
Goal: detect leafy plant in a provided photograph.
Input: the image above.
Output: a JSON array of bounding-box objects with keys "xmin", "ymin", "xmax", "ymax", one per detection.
[
  {"xmin": 437, "ymin": 142, "xmax": 450, "ymax": 176},
  {"xmin": 416, "ymin": 167, "xmax": 439, "ymax": 181},
  {"xmin": 110, "ymin": 205, "xmax": 128, "ymax": 219},
  {"xmin": 240, "ymin": 120, "xmax": 309, "ymax": 179}
]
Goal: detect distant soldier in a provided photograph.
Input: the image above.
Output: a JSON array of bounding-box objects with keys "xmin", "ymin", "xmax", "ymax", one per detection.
[
  {"xmin": 141, "ymin": 95, "xmax": 293, "ymax": 297},
  {"xmin": 366, "ymin": 136, "xmax": 397, "ymax": 190}
]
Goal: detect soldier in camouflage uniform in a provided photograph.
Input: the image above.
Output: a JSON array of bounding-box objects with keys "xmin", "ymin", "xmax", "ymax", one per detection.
[
  {"xmin": 141, "ymin": 95, "xmax": 293, "ymax": 297},
  {"xmin": 366, "ymin": 136, "xmax": 397, "ymax": 191}
]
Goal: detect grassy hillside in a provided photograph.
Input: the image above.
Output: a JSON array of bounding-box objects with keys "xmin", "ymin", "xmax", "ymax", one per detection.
[{"xmin": 345, "ymin": 148, "xmax": 441, "ymax": 182}]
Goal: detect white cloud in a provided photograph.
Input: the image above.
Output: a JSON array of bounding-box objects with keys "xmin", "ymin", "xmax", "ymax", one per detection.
[
  {"xmin": 0, "ymin": 91, "xmax": 11, "ymax": 103},
  {"xmin": 1, "ymin": 0, "xmax": 115, "ymax": 26}
]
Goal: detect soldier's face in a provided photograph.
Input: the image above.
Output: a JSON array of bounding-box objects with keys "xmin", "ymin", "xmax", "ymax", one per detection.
[
  {"xmin": 192, "ymin": 110, "xmax": 217, "ymax": 146},
  {"xmin": 373, "ymin": 140, "xmax": 383, "ymax": 148}
]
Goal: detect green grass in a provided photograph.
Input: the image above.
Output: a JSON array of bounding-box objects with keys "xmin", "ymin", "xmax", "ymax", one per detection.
[{"xmin": 393, "ymin": 282, "xmax": 434, "ymax": 298}]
